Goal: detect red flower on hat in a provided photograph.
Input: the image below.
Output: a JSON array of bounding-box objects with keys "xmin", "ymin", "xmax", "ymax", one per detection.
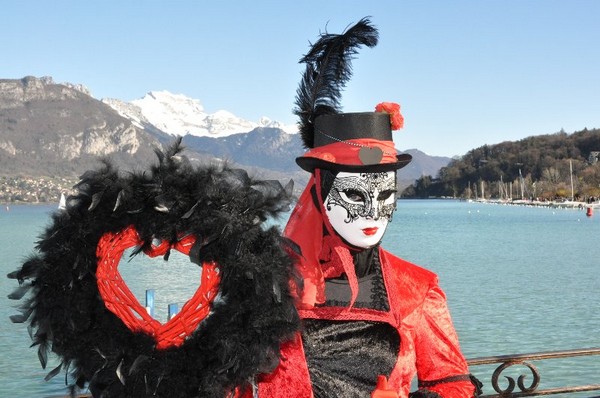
[{"xmin": 375, "ymin": 102, "xmax": 404, "ymax": 130}]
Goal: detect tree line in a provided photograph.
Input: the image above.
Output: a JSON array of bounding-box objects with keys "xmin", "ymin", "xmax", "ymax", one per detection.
[{"xmin": 402, "ymin": 128, "xmax": 600, "ymax": 201}]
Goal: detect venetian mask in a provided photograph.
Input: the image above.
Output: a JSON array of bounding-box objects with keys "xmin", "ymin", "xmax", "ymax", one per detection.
[{"xmin": 323, "ymin": 170, "xmax": 397, "ymax": 248}]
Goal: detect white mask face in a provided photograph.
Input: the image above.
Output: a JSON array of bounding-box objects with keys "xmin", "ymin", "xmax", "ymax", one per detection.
[{"xmin": 323, "ymin": 171, "xmax": 397, "ymax": 248}]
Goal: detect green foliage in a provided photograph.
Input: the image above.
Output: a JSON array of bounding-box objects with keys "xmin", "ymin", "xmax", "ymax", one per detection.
[{"xmin": 403, "ymin": 128, "xmax": 600, "ymax": 200}]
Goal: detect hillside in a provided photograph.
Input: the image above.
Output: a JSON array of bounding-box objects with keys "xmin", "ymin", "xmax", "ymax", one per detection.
[
  {"xmin": 105, "ymin": 90, "xmax": 450, "ymax": 188},
  {"xmin": 403, "ymin": 129, "xmax": 600, "ymax": 200},
  {"xmin": 0, "ymin": 76, "xmax": 451, "ymax": 203},
  {"xmin": 0, "ymin": 76, "xmax": 162, "ymax": 176}
]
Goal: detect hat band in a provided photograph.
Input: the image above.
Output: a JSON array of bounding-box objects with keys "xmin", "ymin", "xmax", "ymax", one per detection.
[{"xmin": 301, "ymin": 139, "xmax": 398, "ymax": 166}]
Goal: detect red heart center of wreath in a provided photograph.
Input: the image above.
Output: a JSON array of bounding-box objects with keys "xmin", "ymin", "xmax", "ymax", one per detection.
[{"xmin": 96, "ymin": 226, "xmax": 220, "ymax": 350}]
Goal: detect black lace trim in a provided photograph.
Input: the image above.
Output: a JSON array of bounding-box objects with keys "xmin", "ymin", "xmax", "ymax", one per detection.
[
  {"xmin": 418, "ymin": 374, "xmax": 473, "ymax": 388},
  {"xmin": 370, "ymin": 249, "xmax": 389, "ymax": 311},
  {"xmin": 322, "ymin": 249, "xmax": 389, "ymax": 311},
  {"xmin": 409, "ymin": 390, "xmax": 443, "ymax": 398},
  {"xmin": 418, "ymin": 374, "xmax": 483, "ymax": 397},
  {"xmin": 470, "ymin": 374, "xmax": 484, "ymax": 397}
]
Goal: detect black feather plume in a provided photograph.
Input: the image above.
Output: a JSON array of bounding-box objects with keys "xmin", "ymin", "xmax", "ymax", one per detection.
[{"xmin": 294, "ymin": 17, "xmax": 379, "ymax": 148}]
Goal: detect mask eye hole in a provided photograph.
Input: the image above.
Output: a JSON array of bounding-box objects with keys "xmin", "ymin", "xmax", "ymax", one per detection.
[
  {"xmin": 340, "ymin": 189, "xmax": 365, "ymax": 204},
  {"xmin": 378, "ymin": 190, "xmax": 396, "ymax": 202}
]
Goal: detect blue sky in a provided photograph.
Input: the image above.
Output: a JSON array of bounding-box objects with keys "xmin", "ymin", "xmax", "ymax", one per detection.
[{"xmin": 3, "ymin": 0, "xmax": 599, "ymax": 157}]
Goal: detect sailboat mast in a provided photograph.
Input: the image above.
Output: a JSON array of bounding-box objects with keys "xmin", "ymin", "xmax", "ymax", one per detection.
[
  {"xmin": 519, "ymin": 168, "xmax": 525, "ymax": 199},
  {"xmin": 570, "ymin": 159, "xmax": 574, "ymax": 200}
]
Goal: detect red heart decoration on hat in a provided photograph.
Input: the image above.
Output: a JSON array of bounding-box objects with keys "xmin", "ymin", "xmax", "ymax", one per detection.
[
  {"xmin": 358, "ymin": 146, "xmax": 384, "ymax": 165},
  {"xmin": 96, "ymin": 226, "xmax": 220, "ymax": 349}
]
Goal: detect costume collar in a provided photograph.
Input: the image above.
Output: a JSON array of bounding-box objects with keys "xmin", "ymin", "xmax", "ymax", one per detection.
[{"xmin": 284, "ymin": 170, "xmax": 360, "ymax": 308}]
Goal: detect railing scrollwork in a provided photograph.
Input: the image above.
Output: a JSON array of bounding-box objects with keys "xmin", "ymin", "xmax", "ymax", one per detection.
[
  {"xmin": 467, "ymin": 348, "xmax": 600, "ymax": 397},
  {"xmin": 490, "ymin": 361, "xmax": 540, "ymax": 394}
]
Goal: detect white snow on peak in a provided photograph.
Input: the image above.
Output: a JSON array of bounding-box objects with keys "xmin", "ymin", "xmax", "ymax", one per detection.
[
  {"xmin": 131, "ymin": 91, "xmax": 208, "ymax": 136},
  {"xmin": 203, "ymin": 110, "xmax": 256, "ymax": 136},
  {"xmin": 102, "ymin": 98, "xmax": 147, "ymax": 129},
  {"xmin": 103, "ymin": 90, "xmax": 298, "ymax": 138},
  {"xmin": 257, "ymin": 116, "xmax": 298, "ymax": 135}
]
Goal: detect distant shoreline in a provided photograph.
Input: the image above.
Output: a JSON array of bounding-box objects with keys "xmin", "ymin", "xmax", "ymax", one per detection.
[
  {"xmin": 469, "ymin": 198, "xmax": 600, "ymax": 209},
  {"xmin": 2, "ymin": 201, "xmax": 57, "ymax": 206},
  {"xmin": 398, "ymin": 196, "xmax": 600, "ymax": 210}
]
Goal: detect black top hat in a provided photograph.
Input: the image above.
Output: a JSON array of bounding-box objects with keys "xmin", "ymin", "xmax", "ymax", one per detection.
[
  {"xmin": 293, "ymin": 17, "xmax": 412, "ymax": 173},
  {"xmin": 296, "ymin": 112, "xmax": 412, "ymax": 172}
]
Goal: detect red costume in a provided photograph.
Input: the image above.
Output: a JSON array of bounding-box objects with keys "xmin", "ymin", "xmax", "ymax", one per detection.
[
  {"xmin": 241, "ymin": 17, "xmax": 479, "ymax": 398},
  {"xmin": 249, "ymin": 177, "xmax": 476, "ymax": 398}
]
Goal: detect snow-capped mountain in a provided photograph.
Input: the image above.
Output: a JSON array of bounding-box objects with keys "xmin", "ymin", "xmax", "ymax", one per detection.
[
  {"xmin": 0, "ymin": 76, "xmax": 449, "ymax": 199},
  {"xmin": 103, "ymin": 90, "xmax": 297, "ymax": 138}
]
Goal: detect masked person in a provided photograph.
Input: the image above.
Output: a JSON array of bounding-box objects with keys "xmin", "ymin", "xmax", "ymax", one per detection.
[{"xmin": 241, "ymin": 18, "xmax": 481, "ymax": 398}]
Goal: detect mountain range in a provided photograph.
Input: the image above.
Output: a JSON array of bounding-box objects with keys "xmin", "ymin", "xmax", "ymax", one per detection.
[{"xmin": 0, "ymin": 76, "xmax": 451, "ymax": 198}]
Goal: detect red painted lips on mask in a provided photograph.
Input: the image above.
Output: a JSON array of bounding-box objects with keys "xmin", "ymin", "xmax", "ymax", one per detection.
[{"xmin": 362, "ymin": 227, "xmax": 379, "ymax": 236}]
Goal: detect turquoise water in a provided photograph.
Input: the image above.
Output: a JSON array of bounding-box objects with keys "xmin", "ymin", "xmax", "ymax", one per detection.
[
  {"xmin": 1, "ymin": 201, "xmax": 599, "ymax": 396},
  {"xmin": 387, "ymin": 200, "xmax": 600, "ymax": 395}
]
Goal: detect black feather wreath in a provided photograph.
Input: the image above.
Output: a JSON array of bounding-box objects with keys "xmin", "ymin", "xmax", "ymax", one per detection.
[
  {"xmin": 293, "ymin": 17, "xmax": 379, "ymax": 149},
  {"xmin": 7, "ymin": 138, "xmax": 300, "ymax": 398}
]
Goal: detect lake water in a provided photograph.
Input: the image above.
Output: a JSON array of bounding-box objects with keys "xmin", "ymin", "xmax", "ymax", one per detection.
[{"xmin": 1, "ymin": 200, "xmax": 599, "ymax": 397}]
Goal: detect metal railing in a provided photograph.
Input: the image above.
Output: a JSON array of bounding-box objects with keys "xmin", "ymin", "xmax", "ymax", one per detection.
[
  {"xmin": 47, "ymin": 347, "xmax": 600, "ymax": 397},
  {"xmin": 467, "ymin": 348, "xmax": 600, "ymax": 397}
]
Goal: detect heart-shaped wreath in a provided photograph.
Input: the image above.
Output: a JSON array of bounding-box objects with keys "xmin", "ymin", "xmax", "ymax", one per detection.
[{"xmin": 8, "ymin": 139, "xmax": 300, "ymax": 397}]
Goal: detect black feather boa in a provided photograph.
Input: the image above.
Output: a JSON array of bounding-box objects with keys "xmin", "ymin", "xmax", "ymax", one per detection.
[{"xmin": 7, "ymin": 140, "xmax": 301, "ymax": 397}]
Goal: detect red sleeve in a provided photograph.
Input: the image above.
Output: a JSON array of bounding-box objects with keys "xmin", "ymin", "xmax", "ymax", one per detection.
[{"xmin": 413, "ymin": 283, "xmax": 475, "ymax": 398}]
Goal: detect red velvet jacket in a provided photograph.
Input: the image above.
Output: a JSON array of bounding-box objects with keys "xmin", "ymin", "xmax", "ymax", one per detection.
[
  {"xmin": 238, "ymin": 177, "xmax": 475, "ymax": 397},
  {"xmin": 248, "ymin": 248, "xmax": 474, "ymax": 398}
]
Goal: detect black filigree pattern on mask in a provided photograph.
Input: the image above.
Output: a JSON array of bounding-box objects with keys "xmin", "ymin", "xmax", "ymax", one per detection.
[{"xmin": 325, "ymin": 172, "xmax": 396, "ymax": 222}]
